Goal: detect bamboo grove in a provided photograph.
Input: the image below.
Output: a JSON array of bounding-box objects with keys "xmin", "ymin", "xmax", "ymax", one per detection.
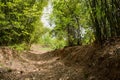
[
  {"xmin": 51, "ymin": 0, "xmax": 120, "ymax": 46},
  {"xmin": 88, "ymin": 0, "xmax": 120, "ymax": 44}
]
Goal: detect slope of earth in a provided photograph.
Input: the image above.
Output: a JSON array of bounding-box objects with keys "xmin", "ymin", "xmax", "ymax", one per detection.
[
  {"xmin": 0, "ymin": 38, "xmax": 120, "ymax": 80},
  {"xmin": 52, "ymin": 38, "xmax": 120, "ymax": 80}
]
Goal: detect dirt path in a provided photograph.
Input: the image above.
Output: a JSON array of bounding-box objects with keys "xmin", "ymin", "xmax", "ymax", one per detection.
[
  {"xmin": 0, "ymin": 45, "xmax": 84, "ymax": 80},
  {"xmin": 1, "ymin": 41, "xmax": 120, "ymax": 80}
]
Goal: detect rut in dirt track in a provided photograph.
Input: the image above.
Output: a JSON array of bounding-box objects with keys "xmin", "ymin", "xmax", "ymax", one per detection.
[
  {"xmin": 19, "ymin": 50, "xmax": 84, "ymax": 80},
  {"xmin": 0, "ymin": 46, "xmax": 84, "ymax": 80}
]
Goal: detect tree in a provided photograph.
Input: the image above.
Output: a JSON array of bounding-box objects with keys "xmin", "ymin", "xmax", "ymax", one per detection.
[
  {"xmin": 51, "ymin": 0, "xmax": 91, "ymax": 46},
  {"xmin": 0, "ymin": 0, "xmax": 47, "ymax": 45}
]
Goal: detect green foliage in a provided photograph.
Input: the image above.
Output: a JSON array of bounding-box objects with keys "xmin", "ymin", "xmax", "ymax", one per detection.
[
  {"xmin": 9, "ymin": 43, "xmax": 28, "ymax": 52},
  {"xmin": 50, "ymin": 0, "xmax": 120, "ymax": 46},
  {"xmin": 38, "ymin": 32, "xmax": 66, "ymax": 49},
  {"xmin": 50, "ymin": 0, "xmax": 93, "ymax": 46},
  {"xmin": 88, "ymin": 0, "xmax": 120, "ymax": 44},
  {"xmin": 0, "ymin": 0, "xmax": 47, "ymax": 47},
  {"xmin": 82, "ymin": 28, "xmax": 95, "ymax": 44},
  {"xmin": 1, "ymin": 0, "xmax": 118, "ymax": 50},
  {"xmin": 51, "ymin": 39, "xmax": 66, "ymax": 49}
]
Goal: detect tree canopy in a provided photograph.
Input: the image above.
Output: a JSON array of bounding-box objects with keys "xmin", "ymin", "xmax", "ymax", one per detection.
[
  {"xmin": 50, "ymin": 0, "xmax": 120, "ymax": 46},
  {"xmin": 50, "ymin": 0, "xmax": 93, "ymax": 46},
  {"xmin": 0, "ymin": 0, "xmax": 120, "ymax": 49},
  {"xmin": 0, "ymin": 0, "xmax": 47, "ymax": 46}
]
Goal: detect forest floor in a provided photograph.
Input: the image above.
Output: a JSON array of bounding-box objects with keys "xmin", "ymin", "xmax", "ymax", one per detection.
[{"xmin": 0, "ymin": 39, "xmax": 120, "ymax": 80}]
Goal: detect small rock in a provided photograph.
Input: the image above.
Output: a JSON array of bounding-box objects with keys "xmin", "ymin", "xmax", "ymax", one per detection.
[
  {"xmin": 25, "ymin": 78, "xmax": 30, "ymax": 80},
  {"xmin": 56, "ymin": 58, "xmax": 60, "ymax": 60},
  {"xmin": 89, "ymin": 76, "xmax": 95, "ymax": 80},
  {"xmin": 32, "ymin": 77, "xmax": 35, "ymax": 80}
]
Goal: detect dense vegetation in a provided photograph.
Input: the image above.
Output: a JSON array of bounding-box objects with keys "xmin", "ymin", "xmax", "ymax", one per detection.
[
  {"xmin": 88, "ymin": 0, "xmax": 120, "ymax": 45},
  {"xmin": 51, "ymin": 0, "xmax": 120, "ymax": 46},
  {"xmin": 0, "ymin": 0, "xmax": 120, "ymax": 49},
  {"xmin": 50, "ymin": 0, "xmax": 92, "ymax": 46},
  {"xmin": 0, "ymin": 0, "xmax": 47, "ymax": 47}
]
